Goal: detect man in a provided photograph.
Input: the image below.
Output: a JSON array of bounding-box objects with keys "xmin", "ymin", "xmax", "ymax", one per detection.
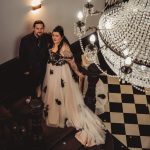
[{"xmin": 19, "ymin": 20, "xmax": 51, "ymax": 99}]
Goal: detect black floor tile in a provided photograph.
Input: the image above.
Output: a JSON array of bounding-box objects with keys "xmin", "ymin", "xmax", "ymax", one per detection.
[
  {"xmin": 121, "ymin": 94, "xmax": 134, "ymax": 103},
  {"xmin": 139, "ymin": 125, "xmax": 150, "ymax": 136},
  {"xmin": 146, "ymin": 95, "xmax": 150, "ymax": 104},
  {"xmin": 113, "ymin": 135, "xmax": 129, "ymax": 150},
  {"xmin": 135, "ymin": 104, "xmax": 149, "ymax": 114},
  {"xmin": 99, "ymin": 112, "xmax": 110, "ymax": 122},
  {"xmin": 109, "ymin": 102, "xmax": 123, "ymax": 112},
  {"xmin": 123, "ymin": 113, "xmax": 138, "ymax": 124},
  {"xmin": 111, "ymin": 123, "xmax": 125, "ymax": 135},
  {"xmin": 126, "ymin": 135, "xmax": 142, "ymax": 148},
  {"xmin": 108, "ymin": 85, "xmax": 121, "ymax": 93}
]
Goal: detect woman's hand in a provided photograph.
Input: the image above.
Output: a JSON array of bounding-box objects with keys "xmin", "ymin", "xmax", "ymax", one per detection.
[
  {"xmin": 78, "ymin": 72, "xmax": 85, "ymax": 92},
  {"xmin": 77, "ymin": 72, "xmax": 85, "ymax": 79}
]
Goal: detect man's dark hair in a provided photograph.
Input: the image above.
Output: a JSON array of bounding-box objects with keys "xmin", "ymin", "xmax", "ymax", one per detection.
[{"xmin": 33, "ymin": 20, "xmax": 45, "ymax": 28}]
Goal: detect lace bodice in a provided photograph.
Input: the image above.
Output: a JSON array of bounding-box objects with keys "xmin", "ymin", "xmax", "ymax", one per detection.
[
  {"xmin": 47, "ymin": 43, "xmax": 73, "ymax": 66},
  {"xmin": 48, "ymin": 51, "xmax": 67, "ymax": 66}
]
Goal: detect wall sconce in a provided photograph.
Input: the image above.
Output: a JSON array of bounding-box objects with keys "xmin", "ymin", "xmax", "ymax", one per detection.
[{"xmin": 31, "ymin": 0, "xmax": 42, "ymax": 10}]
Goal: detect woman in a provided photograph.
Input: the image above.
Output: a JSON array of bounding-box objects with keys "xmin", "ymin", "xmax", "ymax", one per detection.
[{"xmin": 42, "ymin": 26, "xmax": 106, "ymax": 147}]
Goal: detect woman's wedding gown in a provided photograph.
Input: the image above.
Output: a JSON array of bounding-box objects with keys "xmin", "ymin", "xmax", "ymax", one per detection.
[{"xmin": 42, "ymin": 43, "xmax": 106, "ymax": 147}]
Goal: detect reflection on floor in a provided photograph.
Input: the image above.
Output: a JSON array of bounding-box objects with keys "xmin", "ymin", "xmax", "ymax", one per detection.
[{"xmin": 100, "ymin": 74, "xmax": 150, "ymax": 150}]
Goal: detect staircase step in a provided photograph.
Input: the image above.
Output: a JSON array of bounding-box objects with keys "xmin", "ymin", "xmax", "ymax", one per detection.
[{"xmin": 45, "ymin": 127, "xmax": 114, "ymax": 150}]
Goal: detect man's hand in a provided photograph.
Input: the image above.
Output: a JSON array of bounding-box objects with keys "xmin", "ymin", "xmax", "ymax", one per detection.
[{"xmin": 24, "ymin": 71, "xmax": 30, "ymax": 75}]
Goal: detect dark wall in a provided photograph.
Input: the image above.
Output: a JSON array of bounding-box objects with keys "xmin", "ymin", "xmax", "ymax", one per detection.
[{"xmin": 0, "ymin": 58, "xmax": 26, "ymax": 107}]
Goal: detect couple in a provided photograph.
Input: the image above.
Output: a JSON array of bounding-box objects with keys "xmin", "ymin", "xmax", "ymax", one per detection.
[{"xmin": 19, "ymin": 20, "xmax": 106, "ymax": 147}]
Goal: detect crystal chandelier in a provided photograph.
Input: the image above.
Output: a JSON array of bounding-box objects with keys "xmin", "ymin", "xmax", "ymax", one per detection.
[{"xmin": 74, "ymin": 0, "xmax": 150, "ymax": 93}]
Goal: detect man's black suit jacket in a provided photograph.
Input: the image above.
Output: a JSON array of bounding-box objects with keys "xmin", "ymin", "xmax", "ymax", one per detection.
[{"xmin": 19, "ymin": 32, "xmax": 51, "ymax": 86}]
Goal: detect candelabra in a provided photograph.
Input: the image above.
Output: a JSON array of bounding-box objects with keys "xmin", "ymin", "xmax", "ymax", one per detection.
[{"xmin": 74, "ymin": 0, "xmax": 150, "ymax": 93}]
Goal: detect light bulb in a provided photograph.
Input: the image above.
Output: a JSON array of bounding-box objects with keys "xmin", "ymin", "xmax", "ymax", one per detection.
[
  {"xmin": 141, "ymin": 65, "xmax": 146, "ymax": 71},
  {"xmin": 89, "ymin": 34, "xmax": 96, "ymax": 45},
  {"xmin": 123, "ymin": 49, "xmax": 129, "ymax": 56},
  {"xmin": 105, "ymin": 20, "xmax": 112, "ymax": 29},
  {"xmin": 31, "ymin": 0, "xmax": 41, "ymax": 7},
  {"xmin": 125, "ymin": 57, "xmax": 132, "ymax": 66},
  {"xmin": 31, "ymin": 9, "xmax": 40, "ymax": 14},
  {"xmin": 77, "ymin": 11, "xmax": 83, "ymax": 21},
  {"xmin": 123, "ymin": 40, "xmax": 128, "ymax": 45},
  {"xmin": 87, "ymin": 0, "xmax": 92, "ymax": 3}
]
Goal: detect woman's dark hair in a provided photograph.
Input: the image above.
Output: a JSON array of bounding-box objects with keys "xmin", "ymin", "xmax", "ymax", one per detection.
[
  {"xmin": 53, "ymin": 26, "xmax": 64, "ymax": 37},
  {"xmin": 33, "ymin": 20, "xmax": 45, "ymax": 28},
  {"xmin": 50, "ymin": 26, "xmax": 71, "ymax": 51},
  {"xmin": 50, "ymin": 26, "xmax": 78, "ymax": 82}
]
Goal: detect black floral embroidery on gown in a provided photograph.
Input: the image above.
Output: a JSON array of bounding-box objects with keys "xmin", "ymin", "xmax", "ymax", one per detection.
[
  {"xmin": 48, "ymin": 50, "xmax": 67, "ymax": 66},
  {"xmin": 61, "ymin": 79, "xmax": 65, "ymax": 88},
  {"xmin": 55, "ymin": 99, "xmax": 61, "ymax": 105},
  {"xmin": 97, "ymin": 94, "xmax": 106, "ymax": 99},
  {"xmin": 50, "ymin": 69, "xmax": 53, "ymax": 74}
]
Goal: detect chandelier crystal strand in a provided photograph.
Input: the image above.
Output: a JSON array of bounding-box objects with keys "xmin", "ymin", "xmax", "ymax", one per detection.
[
  {"xmin": 79, "ymin": 35, "xmax": 85, "ymax": 53},
  {"xmin": 105, "ymin": 0, "xmax": 119, "ymax": 5}
]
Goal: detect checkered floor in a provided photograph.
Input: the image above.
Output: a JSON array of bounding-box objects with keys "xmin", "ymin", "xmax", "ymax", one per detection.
[{"xmin": 99, "ymin": 75, "xmax": 150, "ymax": 150}]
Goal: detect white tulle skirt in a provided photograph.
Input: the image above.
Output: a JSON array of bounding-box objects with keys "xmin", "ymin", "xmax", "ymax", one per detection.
[{"xmin": 42, "ymin": 63, "xmax": 106, "ymax": 147}]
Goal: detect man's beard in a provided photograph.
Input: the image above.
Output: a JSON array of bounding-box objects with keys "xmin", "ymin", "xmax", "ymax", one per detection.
[{"xmin": 35, "ymin": 33, "xmax": 43, "ymax": 38}]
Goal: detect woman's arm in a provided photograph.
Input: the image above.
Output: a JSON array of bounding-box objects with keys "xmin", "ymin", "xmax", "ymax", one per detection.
[
  {"xmin": 67, "ymin": 58, "xmax": 84, "ymax": 78},
  {"xmin": 61, "ymin": 44, "xmax": 84, "ymax": 78}
]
